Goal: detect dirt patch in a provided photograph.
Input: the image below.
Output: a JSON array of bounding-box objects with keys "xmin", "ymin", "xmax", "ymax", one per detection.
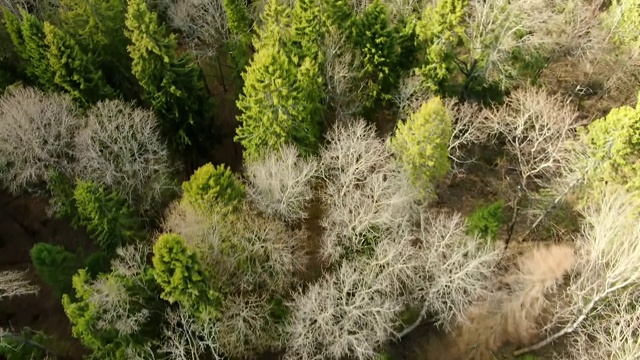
[{"xmin": 0, "ymin": 190, "xmax": 89, "ymax": 359}]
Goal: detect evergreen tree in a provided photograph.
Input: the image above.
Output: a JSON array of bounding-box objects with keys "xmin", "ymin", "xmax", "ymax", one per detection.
[
  {"xmin": 58, "ymin": 0, "xmax": 134, "ymax": 97},
  {"xmin": 152, "ymin": 233, "xmax": 221, "ymax": 317},
  {"xmin": 223, "ymin": 0, "xmax": 253, "ymax": 75},
  {"xmin": 181, "ymin": 163, "xmax": 245, "ymax": 214},
  {"xmin": 389, "ymin": 97, "xmax": 452, "ymax": 199},
  {"xmin": 63, "ymin": 268, "xmax": 162, "ymax": 360},
  {"xmin": 415, "ymin": 0, "xmax": 467, "ymax": 93},
  {"xmin": 293, "ymin": 0, "xmax": 324, "ymax": 62},
  {"xmin": 351, "ymin": 0, "xmax": 398, "ymax": 112},
  {"xmin": 236, "ymin": 0, "xmax": 323, "ymax": 160},
  {"xmin": 584, "ymin": 90, "xmax": 640, "ymax": 194},
  {"xmin": 43, "ymin": 22, "xmax": 115, "ymax": 106},
  {"xmin": 30, "ymin": 243, "xmax": 79, "ymax": 296},
  {"xmin": 6, "ymin": 10, "xmax": 57, "ymax": 90},
  {"xmin": 73, "ymin": 180, "xmax": 141, "ymax": 252},
  {"xmin": 125, "ymin": 0, "xmax": 214, "ymax": 158}
]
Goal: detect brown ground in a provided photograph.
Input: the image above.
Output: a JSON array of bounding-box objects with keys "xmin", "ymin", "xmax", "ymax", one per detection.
[{"xmin": 0, "ymin": 191, "xmax": 89, "ymax": 359}]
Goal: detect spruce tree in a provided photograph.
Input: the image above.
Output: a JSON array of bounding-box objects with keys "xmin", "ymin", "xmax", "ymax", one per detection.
[
  {"xmin": 43, "ymin": 22, "xmax": 115, "ymax": 106},
  {"xmin": 152, "ymin": 233, "xmax": 221, "ymax": 317},
  {"xmin": 351, "ymin": 0, "xmax": 398, "ymax": 112},
  {"xmin": 30, "ymin": 243, "xmax": 79, "ymax": 296},
  {"xmin": 6, "ymin": 10, "xmax": 57, "ymax": 90},
  {"xmin": 235, "ymin": 0, "xmax": 323, "ymax": 160},
  {"xmin": 415, "ymin": 0, "xmax": 467, "ymax": 93},
  {"xmin": 125, "ymin": 0, "xmax": 214, "ymax": 158},
  {"xmin": 58, "ymin": 0, "xmax": 134, "ymax": 96},
  {"xmin": 223, "ymin": 0, "xmax": 253, "ymax": 75}
]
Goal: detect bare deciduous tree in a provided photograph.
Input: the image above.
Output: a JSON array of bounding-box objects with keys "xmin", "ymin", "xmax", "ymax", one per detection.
[
  {"xmin": 286, "ymin": 259, "xmax": 405, "ymax": 360},
  {"xmin": 217, "ymin": 294, "xmax": 286, "ymax": 357},
  {"xmin": 0, "ymin": 86, "xmax": 79, "ymax": 193},
  {"xmin": 514, "ymin": 185, "xmax": 640, "ymax": 356},
  {"xmin": 74, "ymin": 99, "xmax": 176, "ymax": 212},
  {"xmin": 320, "ymin": 118, "xmax": 419, "ymax": 264},
  {"xmin": 479, "ymin": 87, "xmax": 582, "ymax": 191},
  {"xmin": 245, "ymin": 144, "xmax": 318, "ymax": 223},
  {"xmin": 162, "ymin": 0, "xmax": 230, "ymax": 58},
  {"xmin": 408, "ymin": 211, "xmax": 503, "ymax": 330},
  {"xmin": 561, "ymin": 292, "xmax": 640, "ymax": 360},
  {"xmin": 323, "ymin": 29, "xmax": 365, "ymax": 122},
  {"xmin": 89, "ymin": 276, "xmax": 150, "ymax": 336},
  {"xmin": 160, "ymin": 308, "xmax": 222, "ymax": 360},
  {"xmin": 0, "ymin": 270, "xmax": 38, "ymax": 300}
]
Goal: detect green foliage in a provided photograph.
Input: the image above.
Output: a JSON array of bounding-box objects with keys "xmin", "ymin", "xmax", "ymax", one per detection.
[
  {"xmin": 584, "ymin": 92, "xmax": 640, "ymax": 193},
  {"xmin": 59, "ymin": 0, "xmax": 127, "ymax": 58},
  {"xmin": 43, "ymin": 22, "xmax": 115, "ymax": 106},
  {"xmin": 389, "ymin": 97, "xmax": 452, "ymax": 198},
  {"xmin": 394, "ymin": 15, "xmax": 419, "ymax": 72},
  {"xmin": 30, "ymin": 243, "xmax": 79, "ymax": 296},
  {"xmin": 351, "ymin": 0, "xmax": 398, "ymax": 112},
  {"xmin": 466, "ymin": 200, "xmax": 504, "ymax": 241},
  {"xmin": 74, "ymin": 180, "xmax": 141, "ymax": 252},
  {"xmin": 47, "ymin": 170, "xmax": 78, "ymax": 221},
  {"xmin": 415, "ymin": 0, "xmax": 467, "ymax": 93},
  {"xmin": 518, "ymin": 355, "xmax": 538, "ymax": 360},
  {"xmin": 8, "ymin": 10, "xmax": 57, "ymax": 91},
  {"xmin": 236, "ymin": 0, "xmax": 323, "ymax": 160},
  {"xmin": 293, "ymin": 0, "xmax": 324, "ymax": 62},
  {"xmin": 2, "ymin": 9, "xmax": 27, "ymax": 68},
  {"xmin": 83, "ymin": 251, "xmax": 113, "ymax": 278},
  {"xmin": 125, "ymin": 0, "xmax": 214, "ymax": 157},
  {"xmin": 152, "ymin": 233, "xmax": 221, "ymax": 316},
  {"xmin": 59, "ymin": 0, "xmax": 134, "ymax": 98},
  {"xmin": 223, "ymin": 0, "xmax": 253, "ymax": 75},
  {"xmin": 0, "ymin": 328, "xmax": 48, "ymax": 360},
  {"xmin": 63, "ymin": 269, "xmax": 161, "ymax": 360},
  {"xmin": 604, "ymin": 0, "xmax": 640, "ymax": 48},
  {"xmin": 181, "ymin": 163, "xmax": 245, "ymax": 214}
]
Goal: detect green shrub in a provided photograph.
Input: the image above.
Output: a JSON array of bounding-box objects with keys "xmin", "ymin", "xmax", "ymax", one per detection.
[
  {"xmin": 84, "ymin": 251, "xmax": 113, "ymax": 278},
  {"xmin": 74, "ymin": 180, "xmax": 141, "ymax": 251},
  {"xmin": 466, "ymin": 200, "xmax": 504, "ymax": 241},
  {"xmin": 181, "ymin": 163, "xmax": 245, "ymax": 214},
  {"xmin": 30, "ymin": 243, "xmax": 79, "ymax": 296},
  {"xmin": 389, "ymin": 97, "xmax": 452, "ymax": 199}
]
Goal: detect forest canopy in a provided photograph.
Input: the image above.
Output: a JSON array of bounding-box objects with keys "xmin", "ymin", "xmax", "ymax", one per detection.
[{"xmin": 0, "ymin": 0, "xmax": 639, "ymax": 359}]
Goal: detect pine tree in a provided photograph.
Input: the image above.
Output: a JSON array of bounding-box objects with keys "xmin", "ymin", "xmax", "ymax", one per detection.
[
  {"xmin": 351, "ymin": 0, "xmax": 398, "ymax": 112},
  {"xmin": 152, "ymin": 233, "xmax": 221, "ymax": 317},
  {"xmin": 223, "ymin": 0, "xmax": 253, "ymax": 75},
  {"xmin": 44, "ymin": 22, "xmax": 115, "ymax": 106},
  {"xmin": 7, "ymin": 10, "xmax": 57, "ymax": 90},
  {"xmin": 181, "ymin": 163, "xmax": 245, "ymax": 214},
  {"xmin": 389, "ymin": 97, "xmax": 452, "ymax": 199},
  {"xmin": 415, "ymin": 0, "xmax": 467, "ymax": 93},
  {"xmin": 30, "ymin": 243, "xmax": 79, "ymax": 296},
  {"xmin": 73, "ymin": 180, "xmax": 141, "ymax": 252},
  {"xmin": 235, "ymin": 0, "xmax": 323, "ymax": 160},
  {"xmin": 59, "ymin": 0, "xmax": 134, "ymax": 97},
  {"xmin": 125, "ymin": 0, "xmax": 214, "ymax": 158}
]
